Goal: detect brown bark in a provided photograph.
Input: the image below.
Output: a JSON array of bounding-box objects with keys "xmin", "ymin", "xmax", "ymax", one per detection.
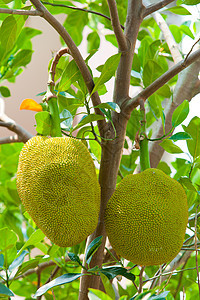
[{"xmin": 79, "ymin": 110, "xmax": 130, "ymax": 299}]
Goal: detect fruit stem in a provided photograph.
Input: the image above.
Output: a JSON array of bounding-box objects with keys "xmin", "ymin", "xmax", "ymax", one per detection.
[
  {"xmin": 48, "ymin": 94, "xmax": 62, "ymax": 137},
  {"xmin": 45, "ymin": 50, "xmax": 70, "ymax": 138},
  {"xmin": 139, "ymin": 99, "xmax": 150, "ymax": 172}
]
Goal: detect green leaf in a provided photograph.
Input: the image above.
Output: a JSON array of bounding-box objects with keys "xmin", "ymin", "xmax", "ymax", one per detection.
[
  {"xmin": 92, "ymin": 53, "xmax": 121, "ymax": 94},
  {"xmin": 85, "ymin": 236, "xmax": 103, "ymax": 264},
  {"xmin": 169, "ymin": 132, "xmax": 192, "ymax": 141},
  {"xmin": 169, "ymin": 25, "xmax": 182, "ymax": 43},
  {"xmin": 88, "ymin": 288, "xmax": 113, "ymax": 300},
  {"xmin": 0, "ymin": 283, "xmax": 14, "ymax": 297},
  {"xmin": 159, "ymin": 139, "xmax": 183, "ymax": 154},
  {"xmin": 171, "ymin": 100, "xmax": 189, "ymax": 127},
  {"xmin": 73, "ymin": 114, "xmax": 105, "ymax": 131},
  {"xmin": 33, "ymin": 273, "xmax": 83, "ymax": 297},
  {"xmin": 143, "ymin": 60, "xmax": 163, "ymax": 87},
  {"xmin": 177, "ymin": 0, "xmax": 200, "ymax": 4},
  {"xmin": 130, "ymin": 291, "xmax": 151, "ymax": 300},
  {"xmin": 68, "ymin": 253, "xmax": 82, "ymax": 266},
  {"xmin": 100, "ymin": 273, "xmax": 115, "ymax": 300},
  {"xmin": 180, "ymin": 25, "xmax": 195, "ymax": 39},
  {"xmin": 0, "ymin": 16, "xmax": 17, "ymax": 56},
  {"xmin": 60, "ymin": 109, "xmax": 73, "ymax": 131},
  {"xmin": 0, "ymin": 254, "xmax": 4, "ymax": 268},
  {"xmin": 0, "ymin": 86, "xmax": 11, "ymax": 97},
  {"xmin": 8, "ymin": 250, "xmax": 28, "ymax": 272},
  {"xmin": 35, "ymin": 111, "xmax": 52, "ymax": 136},
  {"xmin": 18, "ymin": 229, "xmax": 45, "ymax": 256},
  {"xmin": 178, "ymin": 177, "xmax": 196, "ymax": 191},
  {"xmin": 148, "ymin": 291, "xmax": 169, "ymax": 299},
  {"xmin": 0, "ymin": 227, "xmax": 17, "ymax": 251},
  {"xmin": 58, "ymin": 59, "xmax": 80, "ymax": 92},
  {"xmin": 0, "ymin": 228, "xmax": 17, "ymax": 268},
  {"xmin": 94, "ymin": 102, "xmax": 120, "ymax": 113},
  {"xmin": 15, "ymin": 258, "xmax": 41, "ymax": 278},
  {"xmin": 105, "ymin": 34, "xmax": 118, "ymax": 48},
  {"xmin": 63, "ymin": 11, "xmax": 88, "ymax": 46},
  {"xmin": 100, "ymin": 266, "xmax": 135, "ymax": 282},
  {"xmin": 157, "ymin": 161, "xmax": 171, "ymax": 175},
  {"xmin": 167, "ymin": 6, "xmax": 191, "ymax": 15},
  {"xmin": 183, "ymin": 116, "xmax": 200, "ymax": 158},
  {"xmin": 11, "ymin": 49, "xmax": 33, "ymax": 68},
  {"xmin": 87, "ymin": 31, "xmax": 100, "ymax": 52}
]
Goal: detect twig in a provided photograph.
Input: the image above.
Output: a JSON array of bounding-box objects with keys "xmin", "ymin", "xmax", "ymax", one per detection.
[
  {"xmin": 152, "ymin": 11, "xmax": 182, "ymax": 63},
  {"xmin": 37, "ymin": 266, "xmax": 60, "ymax": 300},
  {"xmin": 0, "ymin": 7, "xmax": 43, "ymax": 16},
  {"xmin": 184, "ymin": 37, "xmax": 200, "ymax": 62},
  {"xmin": 124, "ymin": 47, "xmax": 200, "ymax": 114},
  {"xmin": 106, "ymin": 0, "xmax": 127, "ymax": 51},
  {"xmin": 41, "ymin": 1, "xmax": 126, "ymax": 30},
  {"xmin": 143, "ymin": 0, "xmax": 175, "ymax": 18},
  {"xmin": 174, "ymin": 257, "xmax": 190, "ymax": 298},
  {"xmin": 195, "ymin": 205, "xmax": 200, "ymax": 296},
  {"xmin": 138, "ymin": 266, "xmax": 145, "ymax": 293},
  {"xmin": 158, "ymin": 267, "xmax": 174, "ymax": 294},
  {"xmin": 50, "ymin": 47, "xmax": 70, "ymax": 83}
]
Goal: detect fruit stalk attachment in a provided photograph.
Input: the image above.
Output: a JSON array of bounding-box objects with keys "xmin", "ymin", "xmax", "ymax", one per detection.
[
  {"xmin": 139, "ymin": 99, "xmax": 150, "ymax": 172},
  {"xmin": 45, "ymin": 48, "xmax": 70, "ymax": 137}
]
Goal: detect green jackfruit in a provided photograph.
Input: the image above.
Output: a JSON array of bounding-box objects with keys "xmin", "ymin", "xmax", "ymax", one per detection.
[
  {"xmin": 17, "ymin": 136, "xmax": 100, "ymax": 247},
  {"xmin": 105, "ymin": 168, "xmax": 188, "ymax": 266}
]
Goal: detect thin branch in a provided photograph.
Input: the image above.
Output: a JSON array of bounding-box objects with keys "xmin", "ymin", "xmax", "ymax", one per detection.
[
  {"xmin": 143, "ymin": 0, "xmax": 175, "ymax": 18},
  {"xmin": 0, "ymin": 121, "xmax": 33, "ymax": 143},
  {"xmin": 37, "ymin": 266, "xmax": 60, "ymax": 300},
  {"xmin": 124, "ymin": 47, "xmax": 200, "ymax": 114},
  {"xmin": 30, "ymin": 0, "xmax": 107, "ymax": 136},
  {"xmin": 152, "ymin": 11, "xmax": 182, "ymax": 63},
  {"xmin": 41, "ymin": 1, "xmax": 126, "ymax": 29},
  {"xmin": 106, "ymin": 0, "xmax": 127, "ymax": 51},
  {"xmin": 50, "ymin": 47, "xmax": 70, "ymax": 83},
  {"xmin": 113, "ymin": 0, "xmax": 144, "ymax": 104},
  {"xmin": 174, "ymin": 257, "xmax": 190, "ymax": 298},
  {"xmin": 0, "ymin": 135, "xmax": 23, "ymax": 144},
  {"xmin": 0, "ymin": 7, "xmax": 43, "ymax": 16},
  {"xmin": 0, "ymin": 98, "xmax": 33, "ymax": 143},
  {"xmin": 185, "ymin": 37, "xmax": 200, "ymax": 61},
  {"xmin": 138, "ymin": 266, "xmax": 145, "ymax": 293}
]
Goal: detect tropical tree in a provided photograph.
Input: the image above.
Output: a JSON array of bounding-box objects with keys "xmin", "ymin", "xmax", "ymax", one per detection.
[{"xmin": 0, "ymin": 0, "xmax": 200, "ymax": 299}]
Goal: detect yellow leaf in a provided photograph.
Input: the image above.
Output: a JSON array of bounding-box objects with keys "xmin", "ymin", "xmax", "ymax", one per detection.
[{"xmin": 20, "ymin": 99, "xmax": 43, "ymax": 112}]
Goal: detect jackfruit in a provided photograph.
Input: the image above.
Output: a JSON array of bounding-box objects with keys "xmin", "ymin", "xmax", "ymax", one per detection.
[
  {"xmin": 17, "ymin": 136, "xmax": 100, "ymax": 247},
  {"xmin": 105, "ymin": 168, "xmax": 188, "ymax": 266}
]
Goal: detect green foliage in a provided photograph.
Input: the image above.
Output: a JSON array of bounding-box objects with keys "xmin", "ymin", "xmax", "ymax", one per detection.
[{"xmin": 0, "ymin": 0, "xmax": 200, "ymax": 299}]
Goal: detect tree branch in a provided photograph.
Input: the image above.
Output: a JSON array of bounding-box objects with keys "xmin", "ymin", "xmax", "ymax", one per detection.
[
  {"xmin": 0, "ymin": 7, "xmax": 43, "ymax": 16},
  {"xmin": 106, "ymin": 0, "xmax": 127, "ymax": 51},
  {"xmin": 30, "ymin": 0, "xmax": 107, "ymax": 136},
  {"xmin": 41, "ymin": 1, "xmax": 126, "ymax": 29},
  {"xmin": 152, "ymin": 11, "xmax": 182, "ymax": 63},
  {"xmin": 149, "ymin": 58, "xmax": 200, "ymax": 167},
  {"xmin": 113, "ymin": 0, "xmax": 145, "ymax": 104},
  {"xmin": 0, "ymin": 121, "xmax": 33, "ymax": 143},
  {"xmin": 143, "ymin": 0, "xmax": 175, "ymax": 18},
  {"xmin": 124, "ymin": 48, "xmax": 200, "ymax": 114},
  {"xmin": 0, "ymin": 98, "xmax": 33, "ymax": 143}
]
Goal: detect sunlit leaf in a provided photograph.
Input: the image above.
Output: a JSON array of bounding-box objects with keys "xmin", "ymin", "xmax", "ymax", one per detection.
[{"xmin": 33, "ymin": 273, "xmax": 83, "ymax": 297}]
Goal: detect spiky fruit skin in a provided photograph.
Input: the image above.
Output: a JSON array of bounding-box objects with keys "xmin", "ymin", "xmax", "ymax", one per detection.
[
  {"xmin": 17, "ymin": 136, "xmax": 100, "ymax": 247},
  {"xmin": 105, "ymin": 168, "xmax": 188, "ymax": 266}
]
